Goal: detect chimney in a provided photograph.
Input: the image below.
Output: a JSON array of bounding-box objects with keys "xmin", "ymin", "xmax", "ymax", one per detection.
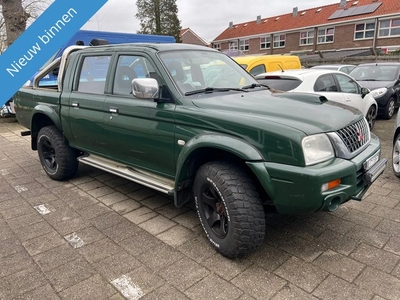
[
  {"xmin": 256, "ymin": 15, "xmax": 261, "ymax": 24},
  {"xmin": 229, "ymin": 21, "xmax": 233, "ymax": 29},
  {"xmin": 340, "ymin": 0, "xmax": 347, "ymax": 7},
  {"xmin": 293, "ymin": 7, "xmax": 298, "ymax": 17}
]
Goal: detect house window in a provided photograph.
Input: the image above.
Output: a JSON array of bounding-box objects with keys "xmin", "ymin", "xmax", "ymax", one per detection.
[
  {"xmin": 239, "ymin": 39, "xmax": 249, "ymax": 51},
  {"xmin": 354, "ymin": 22, "xmax": 375, "ymax": 39},
  {"xmin": 379, "ymin": 18, "xmax": 400, "ymax": 37},
  {"xmin": 260, "ymin": 36, "xmax": 271, "ymax": 49},
  {"xmin": 317, "ymin": 27, "xmax": 334, "ymax": 44},
  {"xmin": 273, "ymin": 34, "xmax": 285, "ymax": 48},
  {"xmin": 229, "ymin": 41, "xmax": 238, "ymax": 50},
  {"xmin": 212, "ymin": 43, "xmax": 221, "ymax": 51},
  {"xmin": 300, "ymin": 30, "xmax": 314, "ymax": 45}
]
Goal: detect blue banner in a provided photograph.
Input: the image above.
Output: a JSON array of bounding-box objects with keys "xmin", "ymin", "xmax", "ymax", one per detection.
[{"xmin": 0, "ymin": 0, "xmax": 108, "ymax": 104}]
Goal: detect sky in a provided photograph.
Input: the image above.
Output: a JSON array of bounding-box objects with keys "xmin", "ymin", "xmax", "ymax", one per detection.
[{"xmin": 81, "ymin": 0, "xmax": 342, "ymax": 43}]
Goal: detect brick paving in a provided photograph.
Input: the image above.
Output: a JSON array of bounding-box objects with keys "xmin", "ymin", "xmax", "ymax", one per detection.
[{"xmin": 0, "ymin": 115, "xmax": 399, "ymax": 299}]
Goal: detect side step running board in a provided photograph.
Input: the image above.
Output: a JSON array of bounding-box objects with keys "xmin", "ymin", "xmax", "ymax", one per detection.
[{"xmin": 78, "ymin": 155, "xmax": 175, "ymax": 196}]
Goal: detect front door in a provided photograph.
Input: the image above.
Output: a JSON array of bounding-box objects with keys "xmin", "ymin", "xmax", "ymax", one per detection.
[{"xmin": 102, "ymin": 54, "xmax": 176, "ymax": 178}]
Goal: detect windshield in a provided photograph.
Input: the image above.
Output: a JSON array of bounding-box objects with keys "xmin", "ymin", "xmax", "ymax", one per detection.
[
  {"xmin": 349, "ymin": 65, "xmax": 399, "ymax": 81},
  {"xmin": 159, "ymin": 50, "xmax": 258, "ymax": 95}
]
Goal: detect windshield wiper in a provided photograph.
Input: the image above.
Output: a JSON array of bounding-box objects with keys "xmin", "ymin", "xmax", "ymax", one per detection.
[
  {"xmin": 185, "ymin": 87, "xmax": 248, "ymax": 96},
  {"xmin": 242, "ymin": 83, "xmax": 270, "ymax": 90}
]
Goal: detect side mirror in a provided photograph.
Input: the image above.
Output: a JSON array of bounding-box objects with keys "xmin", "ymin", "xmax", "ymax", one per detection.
[
  {"xmin": 361, "ymin": 87, "xmax": 370, "ymax": 98},
  {"xmin": 132, "ymin": 78, "xmax": 159, "ymax": 99}
]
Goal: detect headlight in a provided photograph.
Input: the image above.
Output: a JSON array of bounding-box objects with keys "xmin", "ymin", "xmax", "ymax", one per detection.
[
  {"xmin": 302, "ymin": 134, "xmax": 334, "ymax": 165},
  {"xmin": 370, "ymin": 87, "xmax": 387, "ymax": 99}
]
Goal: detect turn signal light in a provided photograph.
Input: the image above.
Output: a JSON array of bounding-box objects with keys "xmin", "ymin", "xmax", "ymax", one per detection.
[{"xmin": 321, "ymin": 179, "xmax": 341, "ymax": 192}]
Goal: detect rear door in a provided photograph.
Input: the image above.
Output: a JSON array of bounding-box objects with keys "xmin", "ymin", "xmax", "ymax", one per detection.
[
  {"xmin": 313, "ymin": 74, "xmax": 345, "ymax": 104},
  {"xmin": 66, "ymin": 53, "xmax": 112, "ymax": 154}
]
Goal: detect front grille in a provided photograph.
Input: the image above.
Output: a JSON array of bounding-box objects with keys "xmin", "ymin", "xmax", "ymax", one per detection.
[{"xmin": 336, "ymin": 118, "xmax": 370, "ymax": 153}]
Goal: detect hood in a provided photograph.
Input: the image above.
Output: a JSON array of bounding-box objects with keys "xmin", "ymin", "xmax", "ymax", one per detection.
[
  {"xmin": 357, "ymin": 80, "xmax": 394, "ymax": 90},
  {"xmin": 190, "ymin": 90, "xmax": 362, "ymax": 135}
]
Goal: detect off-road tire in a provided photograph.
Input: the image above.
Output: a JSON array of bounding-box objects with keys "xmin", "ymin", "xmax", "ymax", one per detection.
[
  {"xmin": 37, "ymin": 126, "xmax": 78, "ymax": 180},
  {"xmin": 193, "ymin": 161, "xmax": 265, "ymax": 258}
]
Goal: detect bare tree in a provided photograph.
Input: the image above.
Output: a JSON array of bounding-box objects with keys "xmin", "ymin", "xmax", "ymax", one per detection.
[{"xmin": 0, "ymin": 0, "xmax": 51, "ymax": 51}]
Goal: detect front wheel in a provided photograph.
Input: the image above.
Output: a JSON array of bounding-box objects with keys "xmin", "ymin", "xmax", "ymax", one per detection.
[
  {"xmin": 193, "ymin": 161, "xmax": 265, "ymax": 258},
  {"xmin": 366, "ymin": 105, "xmax": 376, "ymax": 130},
  {"xmin": 37, "ymin": 126, "xmax": 78, "ymax": 180},
  {"xmin": 393, "ymin": 133, "xmax": 400, "ymax": 178},
  {"xmin": 383, "ymin": 97, "xmax": 395, "ymax": 120}
]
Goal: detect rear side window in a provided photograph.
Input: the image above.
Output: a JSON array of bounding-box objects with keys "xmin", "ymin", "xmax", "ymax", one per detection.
[
  {"xmin": 249, "ymin": 64, "xmax": 266, "ymax": 76},
  {"xmin": 256, "ymin": 77, "xmax": 302, "ymax": 91},
  {"xmin": 76, "ymin": 55, "xmax": 111, "ymax": 94},
  {"xmin": 314, "ymin": 75, "xmax": 338, "ymax": 92}
]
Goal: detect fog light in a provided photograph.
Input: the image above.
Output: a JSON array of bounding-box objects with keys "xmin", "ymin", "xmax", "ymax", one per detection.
[{"xmin": 322, "ymin": 179, "xmax": 341, "ymax": 192}]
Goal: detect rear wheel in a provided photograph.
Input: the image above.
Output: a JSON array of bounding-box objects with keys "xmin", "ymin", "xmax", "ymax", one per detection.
[
  {"xmin": 37, "ymin": 126, "xmax": 78, "ymax": 180},
  {"xmin": 383, "ymin": 97, "xmax": 395, "ymax": 119},
  {"xmin": 193, "ymin": 161, "xmax": 265, "ymax": 258},
  {"xmin": 366, "ymin": 105, "xmax": 376, "ymax": 130}
]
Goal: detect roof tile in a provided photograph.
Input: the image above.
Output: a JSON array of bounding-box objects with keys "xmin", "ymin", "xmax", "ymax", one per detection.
[{"xmin": 213, "ymin": 0, "xmax": 400, "ymax": 41}]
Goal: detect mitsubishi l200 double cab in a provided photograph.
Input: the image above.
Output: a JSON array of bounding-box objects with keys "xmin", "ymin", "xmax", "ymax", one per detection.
[{"xmin": 14, "ymin": 43, "xmax": 387, "ymax": 258}]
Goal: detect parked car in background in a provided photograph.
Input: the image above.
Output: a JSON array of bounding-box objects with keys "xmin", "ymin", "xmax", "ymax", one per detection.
[
  {"xmin": 233, "ymin": 55, "xmax": 301, "ymax": 76},
  {"xmin": 349, "ymin": 62, "xmax": 400, "ymax": 119},
  {"xmin": 255, "ymin": 69, "xmax": 378, "ymax": 129},
  {"xmin": 311, "ymin": 64, "xmax": 356, "ymax": 74}
]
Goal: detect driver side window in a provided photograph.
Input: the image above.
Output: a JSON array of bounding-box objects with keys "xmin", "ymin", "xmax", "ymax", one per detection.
[{"xmin": 335, "ymin": 74, "xmax": 359, "ymax": 94}]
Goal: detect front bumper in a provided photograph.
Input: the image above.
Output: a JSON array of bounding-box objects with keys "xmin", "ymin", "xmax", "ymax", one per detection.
[{"xmin": 247, "ymin": 133, "xmax": 386, "ymax": 214}]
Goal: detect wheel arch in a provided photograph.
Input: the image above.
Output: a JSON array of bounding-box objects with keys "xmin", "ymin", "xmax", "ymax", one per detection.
[
  {"xmin": 30, "ymin": 105, "xmax": 62, "ymax": 150},
  {"xmin": 174, "ymin": 134, "xmax": 272, "ymax": 207}
]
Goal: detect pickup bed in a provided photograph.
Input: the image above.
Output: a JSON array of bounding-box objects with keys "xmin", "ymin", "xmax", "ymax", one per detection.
[{"xmin": 14, "ymin": 43, "xmax": 387, "ymax": 258}]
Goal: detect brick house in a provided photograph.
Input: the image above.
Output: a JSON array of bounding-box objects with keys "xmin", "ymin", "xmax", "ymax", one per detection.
[
  {"xmin": 180, "ymin": 28, "xmax": 209, "ymax": 46},
  {"xmin": 211, "ymin": 0, "xmax": 400, "ymax": 55}
]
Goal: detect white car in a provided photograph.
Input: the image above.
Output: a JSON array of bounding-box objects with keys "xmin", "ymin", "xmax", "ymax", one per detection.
[
  {"xmin": 311, "ymin": 64, "xmax": 356, "ymax": 74},
  {"xmin": 255, "ymin": 69, "xmax": 378, "ymax": 129}
]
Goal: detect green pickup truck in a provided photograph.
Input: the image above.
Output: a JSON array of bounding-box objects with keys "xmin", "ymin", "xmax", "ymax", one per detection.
[{"xmin": 14, "ymin": 43, "xmax": 387, "ymax": 258}]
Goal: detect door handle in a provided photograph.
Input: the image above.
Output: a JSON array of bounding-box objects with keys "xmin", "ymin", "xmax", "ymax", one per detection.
[
  {"xmin": 72, "ymin": 102, "xmax": 79, "ymax": 108},
  {"xmin": 109, "ymin": 107, "xmax": 119, "ymax": 114}
]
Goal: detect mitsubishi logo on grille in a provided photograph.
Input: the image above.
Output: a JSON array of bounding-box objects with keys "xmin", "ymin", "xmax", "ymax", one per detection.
[{"xmin": 357, "ymin": 128, "xmax": 364, "ymax": 142}]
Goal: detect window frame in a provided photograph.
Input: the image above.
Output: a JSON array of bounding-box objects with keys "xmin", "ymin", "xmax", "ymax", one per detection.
[
  {"xmin": 239, "ymin": 39, "xmax": 249, "ymax": 51},
  {"xmin": 317, "ymin": 27, "xmax": 335, "ymax": 44},
  {"xmin": 354, "ymin": 22, "xmax": 375, "ymax": 40},
  {"xmin": 273, "ymin": 34, "xmax": 286, "ymax": 49},
  {"xmin": 74, "ymin": 54, "xmax": 112, "ymax": 94},
  {"xmin": 300, "ymin": 30, "xmax": 314, "ymax": 46},
  {"xmin": 212, "ymin": 43, "xmax": 221, "ymax": 51},
  {"xmin": 379, "ymin": 18, "xmax": 400, "ymax": 38},
  {"xmin": 229, "ymin": 41, "xmax": 238, "ymax": 50},
  {"xmin": 260, "ymin": 36, "xmax": 271, "ymax": 49}
]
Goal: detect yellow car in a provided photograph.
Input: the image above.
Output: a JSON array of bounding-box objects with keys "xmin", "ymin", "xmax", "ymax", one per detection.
[{"xmin": 234, "ymin": 55, "xmax": 301, "ymax": 75}]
